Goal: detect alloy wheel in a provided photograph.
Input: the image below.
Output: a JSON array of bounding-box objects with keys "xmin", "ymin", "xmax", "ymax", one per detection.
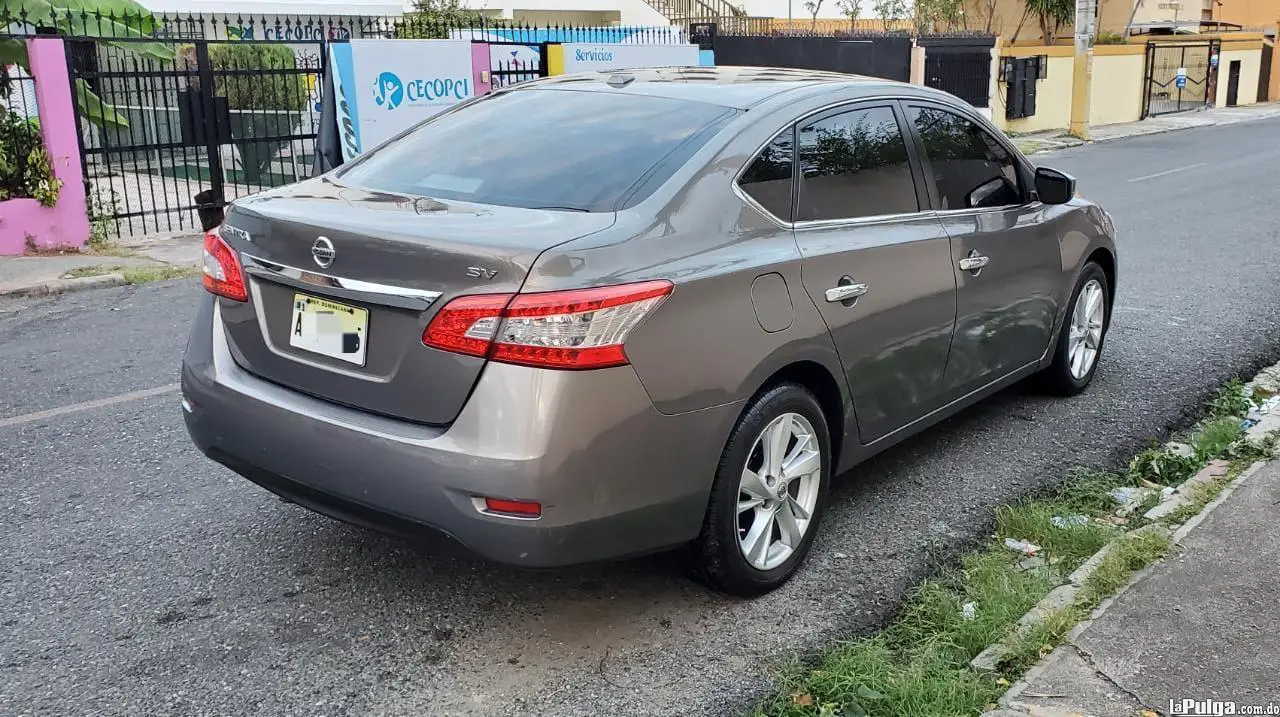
[
  {"xmin": 737, "ymin": 412, "xmax": 822, "ymax": 571},
  {"xmin": 1067, "ymin": 278, "xmax": 1105, "ymax": 380}
]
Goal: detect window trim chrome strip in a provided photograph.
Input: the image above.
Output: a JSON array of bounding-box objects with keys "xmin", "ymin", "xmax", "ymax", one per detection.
[{"xmin": 240, "ymin": 253, "xmax": 442, "ymax": 308}]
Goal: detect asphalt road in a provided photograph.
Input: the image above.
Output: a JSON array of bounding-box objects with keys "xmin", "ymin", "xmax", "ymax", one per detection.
[{"xmin": 4, "ymin": 117, "xmax": 1280, "ymax": 717}]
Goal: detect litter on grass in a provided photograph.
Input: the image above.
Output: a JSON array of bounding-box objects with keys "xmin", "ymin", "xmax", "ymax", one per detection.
[
  {"xmin": 1003, "ymin": 538, "xmax": 1041, "ymax": 556},
  {"xmin": 1050, "ymin": 515, "xmax": 1089, "ymax": 528}
]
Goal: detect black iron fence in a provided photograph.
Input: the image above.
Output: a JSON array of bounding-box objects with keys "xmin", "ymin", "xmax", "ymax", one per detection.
[
  {"xmin": 55, "ymin": 28, "xmax": 326, "ymax": 238},
  {"xmin": 712, "ymin": 32, "xmax": 914, "ymax": 82},
  {"xmin": 919, "ymin": 34, "xmax": 995, "ymax": 109}
]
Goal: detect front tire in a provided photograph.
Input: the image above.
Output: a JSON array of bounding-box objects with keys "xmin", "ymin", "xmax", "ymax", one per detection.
[
  {"xmin": 688, "ymin": 383, "xmax": 831, "ymax": 596},
  {"xmin": 1042, "ymin": 261, "xmax": 1110, "ymax": 396}
]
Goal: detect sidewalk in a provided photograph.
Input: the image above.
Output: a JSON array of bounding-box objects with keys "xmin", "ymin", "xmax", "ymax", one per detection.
[
  {"xmin": 1010, "ymin": 101, "xmax": 1280, "ymax": 156},
  {"xmin": 994, "ymin": 457, "xmax": 1280, "ymax": 717},
  {"xmin": 0, "ymin": 232, "xmax": 201, "ymax": 298}
]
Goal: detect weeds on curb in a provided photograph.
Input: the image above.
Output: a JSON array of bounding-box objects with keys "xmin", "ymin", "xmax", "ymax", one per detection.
[
  {"xmin": 753, "ymin": 378, "xmax": 1274, "ymax": 717},
  {"xmin": 60, "ymin": 264, "xmax": 199, "ymax": 285},
  {"xmin": 121, "ymin": 265, "xmax": 200, "ymax": 285}
]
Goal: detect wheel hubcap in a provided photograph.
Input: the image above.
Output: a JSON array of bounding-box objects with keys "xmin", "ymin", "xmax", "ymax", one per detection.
[
  {"xmin": 737, "ymin": 413, "xmax": 822, "ymax": 571},
  {"xmin": 1067, "ymin": 279, "xmax": 1105, "ymax": 380}
]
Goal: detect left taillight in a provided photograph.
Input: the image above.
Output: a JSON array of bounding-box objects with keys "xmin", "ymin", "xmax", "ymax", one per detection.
[{"xmin": 202, "ymin": 227, "xmax": 247, "ymax": 302}]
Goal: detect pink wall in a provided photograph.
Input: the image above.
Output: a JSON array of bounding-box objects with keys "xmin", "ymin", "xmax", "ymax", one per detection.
[
  {"xmin": 471, "ymin": 42, "xmax": 493, "ymax": 97},
  {"xmin": 0, "ymin": 37, "xmax": 90, "ymax": 255}
]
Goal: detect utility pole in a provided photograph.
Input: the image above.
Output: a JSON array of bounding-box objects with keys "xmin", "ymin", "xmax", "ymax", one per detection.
[{"xmin": 1069, "ymin": 0, "xmax": 1098, "ymax": 139}]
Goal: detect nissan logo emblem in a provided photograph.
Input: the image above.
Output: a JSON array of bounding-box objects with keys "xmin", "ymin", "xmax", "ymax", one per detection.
[{"xmin": 311, "ymin": 237, "xmax": 336, "ymax": 269}]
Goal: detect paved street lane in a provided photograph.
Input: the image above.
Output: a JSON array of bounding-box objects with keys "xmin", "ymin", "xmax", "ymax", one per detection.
[{"xmin": 3, "ymin": 117, "xmax": 1280, "ymax": 717}]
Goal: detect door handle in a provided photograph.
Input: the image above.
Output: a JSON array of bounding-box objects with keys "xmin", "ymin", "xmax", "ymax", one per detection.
[
  {"xmin": 959, "ymin": 252, "xmax": 990, "ymax": 273},
  {"xmin": 825, "ymin": 282, "xmax": 868, "ymax": 303}
]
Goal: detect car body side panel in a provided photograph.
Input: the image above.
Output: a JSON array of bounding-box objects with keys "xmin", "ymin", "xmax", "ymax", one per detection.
[
  {"xmin": 934, "ymin": 204, "xmax": 1062, "ymax": 397},
  {"xmin": 1038, "ymin": 202, "xmax": 1119, "ymax": 367}
]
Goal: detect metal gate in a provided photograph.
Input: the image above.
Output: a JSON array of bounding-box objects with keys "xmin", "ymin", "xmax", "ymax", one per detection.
[
  {"xmin": 918, "ymin": 35, "xmax": 997, "ymax": 110},
  {"xmin": 488, "ymin": 41, "xmax": 548, "ymax": 90},
  {"xmin": 1142, "ymin": 40, "xmax": 1219, "ymax": 118},
  {"xmin": 66, "ymin": 37, "xmax": 325, "ymax": 238}
]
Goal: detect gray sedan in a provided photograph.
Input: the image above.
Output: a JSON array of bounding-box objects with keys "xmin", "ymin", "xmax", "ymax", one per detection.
[{"xmin": 182, "ymin": 66, "xmax": 1116, "ymax": 595}]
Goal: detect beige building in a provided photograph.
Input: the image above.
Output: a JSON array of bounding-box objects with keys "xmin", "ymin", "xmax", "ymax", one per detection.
[
  {"xmin": 965, "ymin": 0, "xmax": 1190, "ymax": 41},
  {"xmin": 1205, "ymin": 0, "xmax": 1280, "ymax": 28}
]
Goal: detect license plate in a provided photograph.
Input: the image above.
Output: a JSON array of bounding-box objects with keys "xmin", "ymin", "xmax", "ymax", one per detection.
[{"xmin": 288, "ymin": 293, "xmax": 368, "ymax": 366}]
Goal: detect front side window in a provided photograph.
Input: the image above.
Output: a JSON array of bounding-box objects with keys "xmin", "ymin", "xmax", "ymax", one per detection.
[
  {"xmin": 738, "ymin": 128, "xmax": 795, "ymax": 221},
  {"xmin": 337, "ymin": 89, "xmax": 737, "ymax": 212},
  {"xmin": 795, "ymin": 105, "xmax": 918, "ymax": 222},
  {"xmin": 908, "ymin": 106, "xmax": 1023, "ymax": 210}
]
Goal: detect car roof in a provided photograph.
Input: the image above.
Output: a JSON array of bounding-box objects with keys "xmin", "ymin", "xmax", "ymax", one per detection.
[{"xmin": 516, "ymin": 65, "xmax": 950, "ymax": 110}]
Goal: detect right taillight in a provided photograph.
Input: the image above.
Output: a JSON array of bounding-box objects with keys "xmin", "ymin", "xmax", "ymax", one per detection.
[
  {"xmin": 422, "ymin": 280, "xmax": 672, "ymax": 370},
  {"xmin": 201, "ymin": 227, "xmax": 247, "ymax": 302}
]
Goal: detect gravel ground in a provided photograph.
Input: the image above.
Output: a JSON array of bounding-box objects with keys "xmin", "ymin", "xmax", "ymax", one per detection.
[{"xmin": 2, "ymin": 117, "xmax": 1280, "ymax": 717}]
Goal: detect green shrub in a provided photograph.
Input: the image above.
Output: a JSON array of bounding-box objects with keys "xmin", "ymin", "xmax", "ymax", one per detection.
[
  {"xmin": 205, "ymin": 43, "xmax": 308, "ymax": 112},
  {"xmin": 0, "ymin": 110, "xmax": 62, "ymax": 207},
  {"xmin": 1095, "ymin": 31, "xmax": 1126, "ymax": 45}
]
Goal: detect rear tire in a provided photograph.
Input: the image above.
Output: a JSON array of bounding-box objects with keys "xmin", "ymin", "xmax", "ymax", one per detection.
[
  {"xmin": 1041, "ymin": 262, "xmax": 1110, "ymax": 396},
  {"xmin": 688, "ymin": 383, "xmax": 831, "ymax": 597}
]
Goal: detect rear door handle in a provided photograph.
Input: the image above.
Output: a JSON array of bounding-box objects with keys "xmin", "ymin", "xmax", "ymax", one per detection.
[
  {"xmin": 959, "ymin": 253, "xmax": 990, "ymax": 273},
  {"xmin": 825, "ymin": 283, "xmax": 868, "ymax": 303}
]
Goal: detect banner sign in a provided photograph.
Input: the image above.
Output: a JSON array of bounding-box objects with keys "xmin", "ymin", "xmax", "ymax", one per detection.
[
  {"xmin": 555, "ymin": 43, "xmax": 702, "ymax": 74},
  {"xmin": 329, "ymin": 39, "xmax": 475, "ymax": 162}
]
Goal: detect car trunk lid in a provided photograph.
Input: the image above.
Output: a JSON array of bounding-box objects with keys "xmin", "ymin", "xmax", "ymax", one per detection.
[{"xmin": 215, "ymin": 179, "xmax": 615, "ymax": 425}]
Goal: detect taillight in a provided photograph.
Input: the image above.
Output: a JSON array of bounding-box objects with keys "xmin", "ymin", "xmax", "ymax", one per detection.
[
  {"xmin": 202, "ymin": 228, "xmax": 247, "ymax": 302},
  {"xmin": 422, "ymin": 280, "xmax": 672, "ymax": 370}
]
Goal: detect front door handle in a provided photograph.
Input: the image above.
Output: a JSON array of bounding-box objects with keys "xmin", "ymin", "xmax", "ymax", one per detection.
[
  {"xmin": 959, "ymin": 252, "xmax": 990, "ymax": 273},
  {"xmin": 825, "ymin": 282, "xmax": 868, "ymax": 303}
]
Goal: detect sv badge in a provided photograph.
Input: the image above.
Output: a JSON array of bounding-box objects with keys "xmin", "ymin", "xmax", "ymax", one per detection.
[{"xmin": 465, "ymin": 266, "xmax": 498, "ymax": 280}]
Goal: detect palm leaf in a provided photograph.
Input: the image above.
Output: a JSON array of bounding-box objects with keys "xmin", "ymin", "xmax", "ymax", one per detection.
[{"xmin": 75, "ymin": 77, "xmax": 128, "ymax": 128}]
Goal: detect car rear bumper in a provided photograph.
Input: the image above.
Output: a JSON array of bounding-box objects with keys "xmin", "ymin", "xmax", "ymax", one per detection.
[{"xmin": 181, "ymin": 295, "xmax": 740, "ymax": 567}]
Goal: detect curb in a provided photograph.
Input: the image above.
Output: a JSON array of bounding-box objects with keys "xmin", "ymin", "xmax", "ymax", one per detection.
[
  {"xmin": 986, "ymin": 458, "xmax": 1275, "ymax": 716},
  {"xmin": 0, "ymin": 273, "xmax": 127, "ymax": 298},
  {"xmin": 1017, "ymin": 108, "xmax": 1280, "ymax": 156}
]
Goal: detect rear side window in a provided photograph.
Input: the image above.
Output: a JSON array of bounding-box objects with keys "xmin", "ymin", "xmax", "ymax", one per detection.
[
  {"xmin": 907, "ymin": 106, "xmax": 1023, "ymax": 210},
  {"xmin": 738, "ymin": 128, "xmax": 795, "ymax": 221},
  {"xmin": 795, "ymin": 105, "xmax": 918, "ymax": 222},
  {"xmin": 338, "ymin": 89, "xmax": 737, "ymax": 212}
]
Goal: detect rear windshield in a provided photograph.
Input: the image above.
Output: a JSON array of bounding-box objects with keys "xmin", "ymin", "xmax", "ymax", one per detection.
[{"xmin": 337, "ymin": 88, "xmax": 737, "ymax": 212}]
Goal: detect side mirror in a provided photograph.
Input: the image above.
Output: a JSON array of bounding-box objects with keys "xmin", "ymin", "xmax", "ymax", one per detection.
[{"xmin": 1035, "ymin": 167, "xmax": 1076, "ymax": 205}]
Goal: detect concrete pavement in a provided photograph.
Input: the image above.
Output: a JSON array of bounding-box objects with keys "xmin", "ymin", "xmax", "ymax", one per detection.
[
  {"xmin": 0, "ymin": 233, "xmax": 200, "ymax": 298},
  {"xmin": 998, "ymin": 458, "xmax": 1280, "ymax": 717},
  {"xmin": 1008, "ymin": 102, "xmax": 1280, "ymax": 155},
  {"xmin": 2, "ymin": 117, "xmax": 1280, "ymax": 717}
]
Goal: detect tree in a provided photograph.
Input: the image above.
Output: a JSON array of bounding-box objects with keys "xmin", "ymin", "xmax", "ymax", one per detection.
[
  {"xmin": 803, "ymin": 0, "xmax": 825, "ymax": 31},
  {"xmin": 1024, "ymin": 0, "xmax": 1071, "ymax": 43},
  {"xmin": 0, "ymin": 0, "xmax": 173, "ymax": 128},
  {"xmin": 397, "ymin": 0, "xmax": 491, "ymax": 38},
  {"xmin": 914, "ymin": 0, "xmax": 966, "ymax": 33},
  {"xmin": 837, "ymin": 0, "xmax": 862, "ymax": 31},
  {"xmin": 872, "ymin": 0, "xmax": 907, "ymax": 29}
]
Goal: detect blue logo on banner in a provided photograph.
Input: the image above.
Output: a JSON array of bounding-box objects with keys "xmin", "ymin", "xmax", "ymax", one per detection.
[
  {"xmin": 374, "ymin": 71, "xmax": 406, "ymax": 109},
  {"xmin": 373, "ymin": 70, "xmax": 469, "ymax": 110}
]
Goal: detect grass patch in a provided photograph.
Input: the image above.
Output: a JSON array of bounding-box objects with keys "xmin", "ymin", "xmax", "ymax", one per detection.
[
  {"xmin": 1075, "ymin": 529, "xmax": 1171, "ymax": 611},
  {"xmin": 994, "ymin": 501, "xmax": 1113, "ymax": 568},
  {"xmin": 1207, "ymin": 379, "xmax": 1251, "ymax": 419},
  {"xmin": 121, "ymin": 265, "xmax": 200, "ymax": 285},
  {"xmin": 61, "ymin": 265, "xmax": 125, "ymax": 279},
  {"xmin": 753, "ymin": 375, "xmax": 1274, "ymax": 717}
]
